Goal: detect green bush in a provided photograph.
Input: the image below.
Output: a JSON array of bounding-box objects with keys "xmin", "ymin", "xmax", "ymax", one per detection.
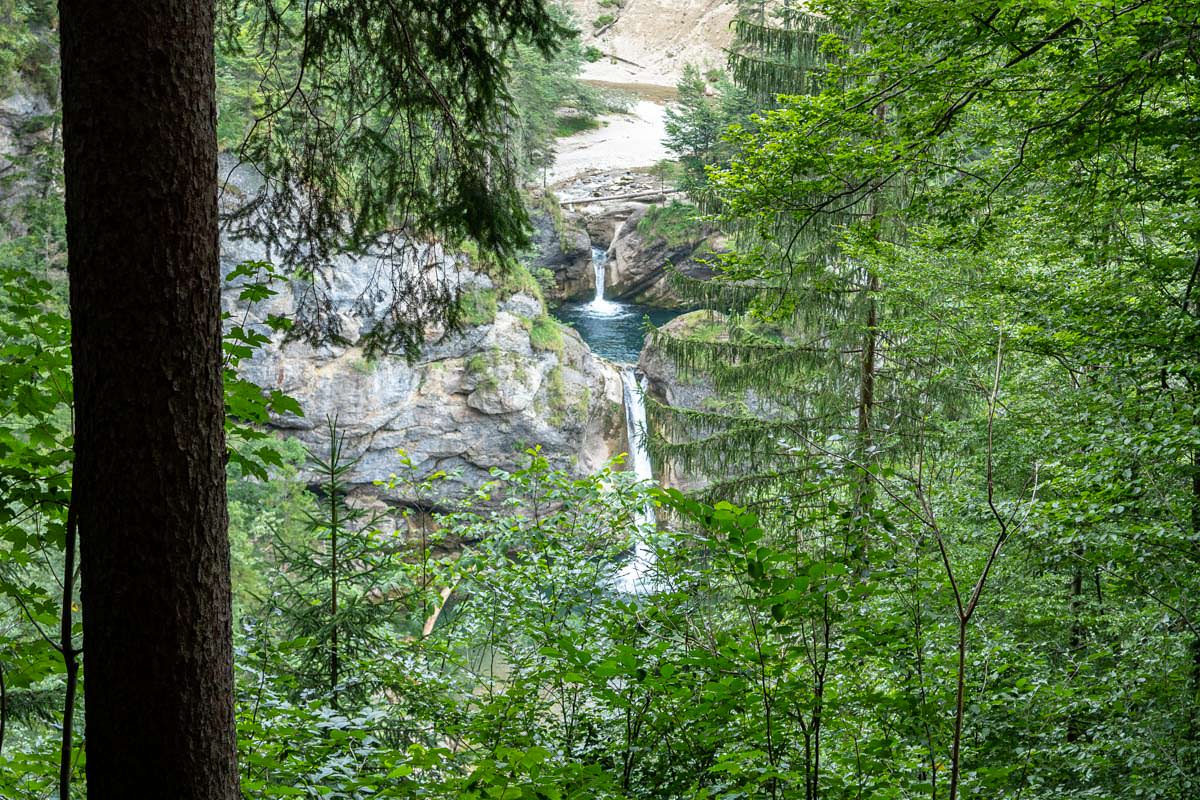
[
  {"xmin": 553, "ymin": 114, "xmax": 601, "ymax": 137},
  {"xmin": 637, "ymin": 200, "xmax": 705, "ymax": 248},
  {"xmin": 529, "ymin": 314, "xmax": 565, "ymax": 354},
  {"xmin": 457, "ymin": 287, "xmax": 498, "ymax": 326}
]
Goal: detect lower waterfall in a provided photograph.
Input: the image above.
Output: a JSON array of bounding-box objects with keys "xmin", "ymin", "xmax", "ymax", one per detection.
[{"xmin": 615, "ymin": 368, "xmax": 656, "ymax": 593}]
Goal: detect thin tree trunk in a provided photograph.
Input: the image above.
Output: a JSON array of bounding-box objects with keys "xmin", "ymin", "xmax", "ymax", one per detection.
[
  {"xmin": 59, "ymin": 1, "xmax": 238, "ymax": 797},
  {"xmin": 855, "ymin": 272, "xmax": 878, "ymax": 489},
  {"xmin": 1189, "ymin": 422, "xmax": 1200, "ymax": 752},
  {"xmin": 853, "ymin": 98, "xmax": 886, "ymax": 566},
  {"xmin": 330, "ymin": 472, "xmax": 339, "ymax": 706},
  {"xmin": 58, "ymin": 503, "xmax": 79, "ymax": 800},
  {"xmin": 948, "ymin": 617, "xmax": 968, "ymax": 800},
  {"xmin": 0, "ymin": 654, "xmax": 6, "ymax": 757}
]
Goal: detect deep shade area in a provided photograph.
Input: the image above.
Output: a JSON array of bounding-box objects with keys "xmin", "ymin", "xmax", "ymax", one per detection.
[{"xmin": 553, "ymin": 300, "xmax": 686, "ymax": 364}]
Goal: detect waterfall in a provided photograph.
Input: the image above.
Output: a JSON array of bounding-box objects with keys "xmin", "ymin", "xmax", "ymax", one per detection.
[
  {"xmin": 615, "ymin": 368, "xmax": 656, "ymax": 593},
  {"xmin": 585, "ymin": 246, "xmax": 620, "ymax": 315},
  {"xmin": 592, "ymin": 246, "xmax": 606, "ymax": 303}
]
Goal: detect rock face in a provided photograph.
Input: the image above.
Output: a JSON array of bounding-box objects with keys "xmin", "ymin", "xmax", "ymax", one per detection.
[
  {"xmin": 527, "ymin": 205, "xmax": 593, "ymax": 303},
  {"xmin": 0, "ymin": 91, "xmax": 55, "ymax": 237},
  {"xmin": 579, "ymin": 199, "xmax": 646, "ymax": 247},
  {"xmin": 640, "ymin": 310, "xmax": 784, "ymax": 496},
  {"xmin": 637, "ymin": 310, "xmax": 730, "ymax": 495},
  {"xmin": 565, "ymin": 0, "xmax": 738, "ymax": 87},
  {"xmin": 608, "ymin": 204, "xmax": 715, "ymax": 306},
  {"xmin": 639, "ymin": 311, "xmax": 714, "ymax": 494},
  {"xmin": 220, "ymin": 168, "xmax": 627, "ymax": 508},
  {"xmin": 639, "ymin": 311, "xmax": 725, "ymax": 412}
]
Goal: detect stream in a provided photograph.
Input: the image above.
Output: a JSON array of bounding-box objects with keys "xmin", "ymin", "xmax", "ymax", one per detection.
[
  {"xmin": 614, "ymin": 368, "xmax": 656, "ymax": 593},
  {"xmin": 552, "ymin": 247, "xmax": 682, "ymax": 592}
]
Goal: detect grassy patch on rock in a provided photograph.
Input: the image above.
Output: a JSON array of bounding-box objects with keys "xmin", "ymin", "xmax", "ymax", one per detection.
[
  {"xmin": 529, "ymin": 315, "xmax": 565, "ymax": 355},
  {"xmin": 637, "ymin": 201, "xmax": 706, "ymax": 248},
  {"xmin": 457, "ymin": 287, "xmax": 499, "ymax": 327},
  {"xmin": 554, "ymin": 115, "xmax": 601, "ymax": 137}
]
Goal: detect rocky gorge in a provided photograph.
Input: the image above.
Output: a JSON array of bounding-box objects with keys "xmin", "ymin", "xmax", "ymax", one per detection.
[
  {"xmin": 219, "ymin": 88, "xmax": 722, "ymax": 515},
  {"xmin": 219, "ymin": 159, "xmax": 630, "ymax": 510},
  {"xmin": 0, "ymin": 68, "xmax": 720, "ymax": 520}
]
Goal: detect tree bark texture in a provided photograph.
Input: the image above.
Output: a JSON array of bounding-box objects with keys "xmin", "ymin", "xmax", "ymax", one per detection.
[{"xmin": 58, "ymin": 1, "xmax": 238, "ymax": 797}]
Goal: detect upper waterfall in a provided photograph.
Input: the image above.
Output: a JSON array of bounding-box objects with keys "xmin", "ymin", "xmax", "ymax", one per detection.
[{"xmin": 584, "ymin": 246, "xmax": 621, "ymax": 315}]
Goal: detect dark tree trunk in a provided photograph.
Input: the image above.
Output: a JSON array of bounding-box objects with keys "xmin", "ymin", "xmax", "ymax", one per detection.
[{"xmin": 58, "ymin": 1, "xmax": 238, "ymax": 798}]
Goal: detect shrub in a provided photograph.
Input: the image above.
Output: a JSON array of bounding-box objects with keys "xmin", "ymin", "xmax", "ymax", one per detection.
[
  {"xmin": 553, "ymin": 114, "xmax": 601, "ymax": 137},
  {"xmin": 637, "ymin": 200, "xmax": 705, "ymax": 248},
  {"xmin": 529, "ymin": 315, "xmax": 565, "ymax": 355},
  {"xmin": 457, "ymin": 287, "xmax": 498, "ymax": 326}
]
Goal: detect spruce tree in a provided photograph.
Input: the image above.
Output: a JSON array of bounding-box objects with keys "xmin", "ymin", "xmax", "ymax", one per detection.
[
  {"xmin": 650, "ymin": 8, "xmax": 920, "ymax": 558},
  {"xmin": 267, "ymin": 419, "xmax": 402, "ymax": 708}
]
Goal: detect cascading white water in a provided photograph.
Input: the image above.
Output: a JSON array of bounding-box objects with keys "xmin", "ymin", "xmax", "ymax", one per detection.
[
  {"xmin": 615, "ymin": 368, "xmax": 656, "ymax": 593},
  {"xmin": 592, "ymin": 246, "xmax": 605, "ymax": 303},
  {"xmin": 585, "ymin": 246, "xmax": 621, "ymax": 315}
]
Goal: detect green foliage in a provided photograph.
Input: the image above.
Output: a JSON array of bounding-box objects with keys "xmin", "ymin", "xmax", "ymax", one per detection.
[
  {"xmin": 0, "ymin": 122, "xmax": 76, "ymax": 797},
  {"xmin": 213, "ymin": 0, "xmax": 579, "ymax": 358},
  {"xmin": 227, "ymin": 437, "xmax": 313, "ymax": 613},
  {"xmin": 663, "ymin": 64, "xmax": 756, "ymax": 193},
  {"xmin": 502, "ymin": 4, "xmax": 605, "ymax": 178},
  {"xmin": 4, "ymin": 3, "xmax": 1200, "ymax": 799},
  {"xmin": 544, "ymin": 365, "xmax": 570, "ymax": 425},
  {"xmin": 535, "ymin": 190, "xmax": 577, "ymax": 256},
  {"xmin": 532, "ymin": 266, "xmax": 557, "ymax": 300},
  {"xmin": 553, "ymin": 114, "xmax": 601, "ymax": 137},
  {"xmin": 223, "ymin": 260, "xmax": 305, "ymax": 481},
  {"xmin": 592, "ymin": 14, "xmax": 615, "ymax": 29},
  {"xmin": 254, "ymin": 420, "xmax": 418, "ymax": 707},
  {"xmin": 493, "ymin": 260, "xmax": 545, "ymax": 303},
  {"xmin": 0, "ymin": 0, "xmax": 56, "ymax": 94},
  {"xmin": 0, "ymin": 257, "xmax": 76, "ymax": 800},
  {"xmin": 636, "ymin": 200, "xmax": 706, "ymax": 248},
  {"xmin": 644, "ymin": 2, "xmax": 1200, "ymax": 798},
  {"xmin": 217, "ymin": 0, "xmax": 568, "ymax": 256},
  {"xmin": 226, "ymin": 452, "xmax": 656, "ymax": 798},
  {"xmin": 663, "ymin": 309, "xmax": 728, "ymax": 343},
  {"xmin": 466, "ymin": 349, "xmax": 502, "ymax": 394}
]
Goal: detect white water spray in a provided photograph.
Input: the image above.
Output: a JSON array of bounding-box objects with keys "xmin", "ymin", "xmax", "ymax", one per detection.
[
  {"xmin": 585, "ymin": 246, "xmax": 622, "ymax": 316},
  {"xmin": 615, "ymin": 368, "xmax": 656, "ymax": 593}
]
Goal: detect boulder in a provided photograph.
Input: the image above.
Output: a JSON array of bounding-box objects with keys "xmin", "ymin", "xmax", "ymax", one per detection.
[
  {"xmin": 639, "ymin": 310, "xmax": 785, "ymax": 495},
  {"xmin": 582, "ymin": 201, "xmax": 644, "ymax": 246}
]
